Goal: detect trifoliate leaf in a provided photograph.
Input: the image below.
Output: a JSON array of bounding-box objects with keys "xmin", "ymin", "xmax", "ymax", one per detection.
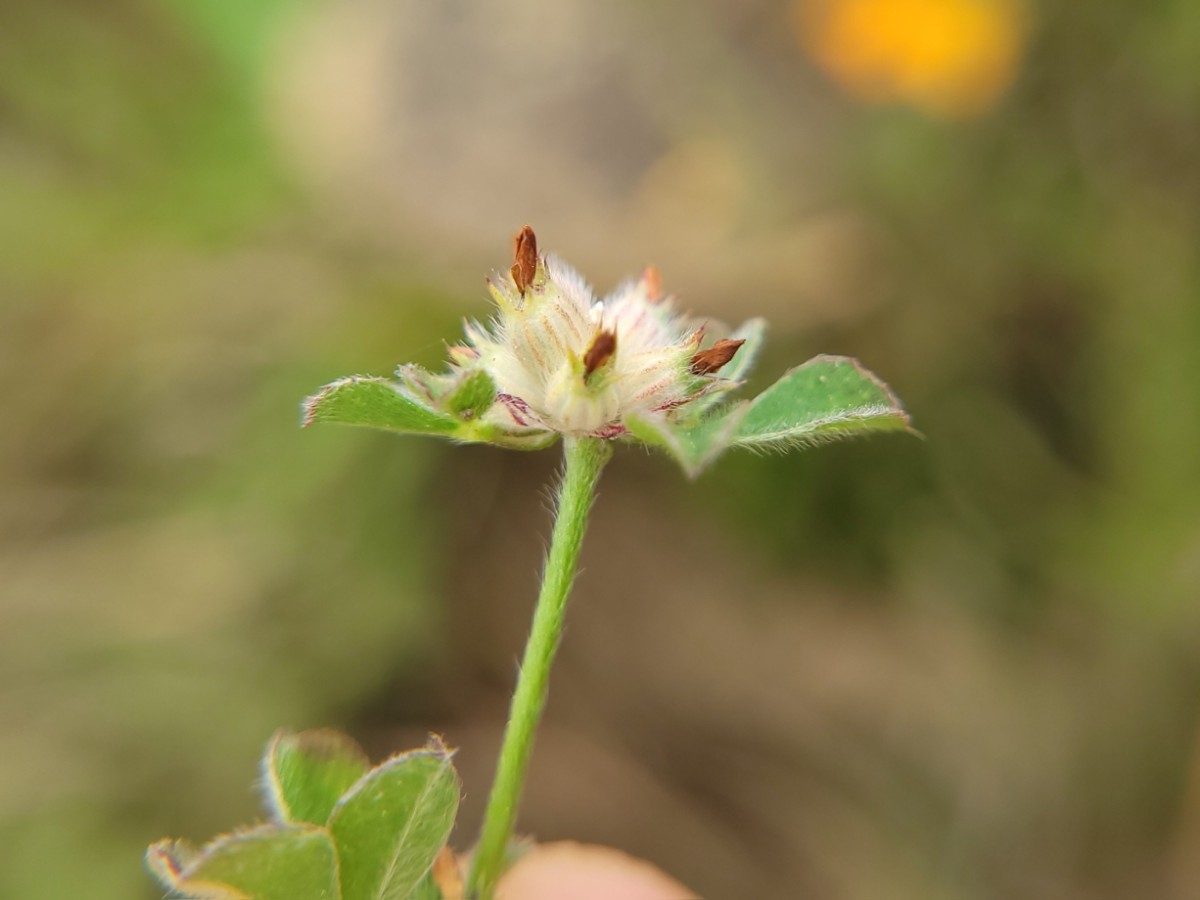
[
  {"xmin": 734, "ymin": 355, "xmax": 910, "ymax": 449},
  {"xmin": 328, "ymin": 738, "xmax": 460, "ymax": 900},
  {"xmin": 263, "ymin": 729, "xmax": 371, "ymax": 827}
]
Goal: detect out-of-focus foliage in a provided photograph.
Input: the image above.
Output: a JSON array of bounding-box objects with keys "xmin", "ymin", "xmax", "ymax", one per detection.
[{"xmin": 2, "ymin": 1, "xmax": 1200, "ymax": 899}]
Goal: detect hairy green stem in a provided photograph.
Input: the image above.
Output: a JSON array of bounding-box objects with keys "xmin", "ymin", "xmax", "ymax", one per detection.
[{"xmin": 468, "ymin": 436, "xmax": 612, "ymax": 899}]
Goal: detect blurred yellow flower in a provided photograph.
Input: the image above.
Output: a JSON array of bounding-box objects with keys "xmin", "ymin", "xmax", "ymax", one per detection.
[{"xmin": 796, "ymin": 0, "xmax": 1026, "ymax": 117}]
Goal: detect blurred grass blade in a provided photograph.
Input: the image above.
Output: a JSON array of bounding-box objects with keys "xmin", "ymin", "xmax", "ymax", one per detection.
[
  {"xmin": 733, "ymin": 355, "xmax": 910, "ymax": 449},
  {"xmin": 302, "ymin": 376, "xmax": 461, "ymax": 436},
  {"xmin": 263, "ymin": 729, "xmax": 371, "ymax": 827},
  {"xmin": 328, "ymin": 738, "xmax": 461, "ymax": 900},
  {"xmin": 147, "ymin": 826, "xmax": 340, "ymax": 900},
  {"xmin": 626, "ymin": 403, "xmax": 750, "ymax": 479}
]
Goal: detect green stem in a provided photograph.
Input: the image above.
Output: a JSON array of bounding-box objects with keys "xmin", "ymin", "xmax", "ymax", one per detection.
[{"xmin": 468, "ymin": 436, "xmax": 612, "ymax": 899}]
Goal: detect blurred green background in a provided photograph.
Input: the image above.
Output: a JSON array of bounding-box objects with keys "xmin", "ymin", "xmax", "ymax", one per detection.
[{"xmin": 3, "ymin": 1, "xmax": 1200, "ymax": 898}]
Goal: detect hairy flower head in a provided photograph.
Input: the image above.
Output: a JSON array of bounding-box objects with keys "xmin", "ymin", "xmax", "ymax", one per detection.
[{"xmin": 447, "ymin": 226, "xmax": 743, "ymax": 439}]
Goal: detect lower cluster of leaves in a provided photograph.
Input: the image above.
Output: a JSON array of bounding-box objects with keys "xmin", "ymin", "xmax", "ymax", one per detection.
[{"xmin": 147, "ymin": 731, "xmax": 462, "ymax": 900}]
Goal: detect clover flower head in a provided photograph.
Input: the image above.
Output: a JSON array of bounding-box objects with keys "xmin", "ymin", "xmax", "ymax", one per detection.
[
  {"xmin": 445, "ymin": 226, "xmax": 744, "ymax": 440},
  {"xmin": 303, "ymin": 225, "xmax": 909, "ymax": 477}
]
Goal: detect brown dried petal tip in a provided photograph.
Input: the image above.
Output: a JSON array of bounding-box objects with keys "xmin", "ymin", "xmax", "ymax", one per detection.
[
  {"xmin": 511, "ymin": 225, "xmax": 538, "ymax": 294},
  {"xmin": 690, "ymin": 338, "xmax": 745, "ymax": 376},
  {"xmin": 583, "ymin": 330, "xmax": 617, "ymax": 378}
]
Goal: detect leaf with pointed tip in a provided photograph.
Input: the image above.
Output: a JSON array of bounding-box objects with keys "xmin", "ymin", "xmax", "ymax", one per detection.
[
  {"xmin": 626, "ymin": 403, "xmax": 750, "ymax": 479},
  {"xmin": 302, "ymin": 376, "xmax": 461, "ymax": 436},
  {"xmin": 147, "ymin": 826, "xmax": 340, "ymax": 900},
  {"xmin": 263, "ymin": 729, "xmax": 371, "ymax": 826},
  {"xmin": 329, "ymin": 739, "xmax": 461, "ymax": 900},
  {"xmin": 734, "ymin": 355, "xmax": 910, "ymax": 449}
]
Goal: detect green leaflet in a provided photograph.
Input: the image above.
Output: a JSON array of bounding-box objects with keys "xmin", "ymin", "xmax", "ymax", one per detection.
[
  {"xmin": 628, "ymin": 354, "xmax": 909, "ymax": 477},
  {"xmin": 328, "ymin": 740, "xmax": 460, "ymax": 900},
  {"xmin": 301, "ymin": 376, "xmax": 461, "ymax": 436},
  {"xmin": 263, "ymin": 729, "xmax": 371, "ymax": 827},
  {"xmin": 733, "ymin": 355, "xmax": 911, "ymax": 449},
  {"xmin": 302, "ymin": 372, "xmax": 552, "ymax": 450},
  {"xmin": 147, "ymin": 825, "xmax": 340, "ymax": 900}
]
